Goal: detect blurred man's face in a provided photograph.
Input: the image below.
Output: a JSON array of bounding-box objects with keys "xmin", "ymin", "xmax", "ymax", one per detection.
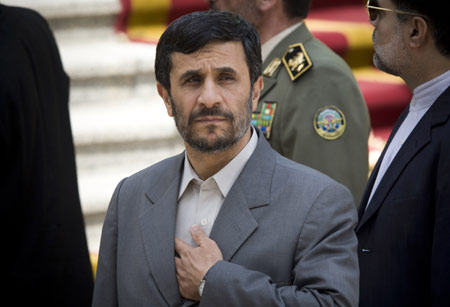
[
  {"xmin": 209, "ymin": 0, "xmax": 261, "ymax": 26},
  {"xmin": 369, "ymin": 0, "xmax": 409, "ymax": 76},
  {"xmin": 158, "ymin": 41, "xmax": 261, "ymax": 153}
]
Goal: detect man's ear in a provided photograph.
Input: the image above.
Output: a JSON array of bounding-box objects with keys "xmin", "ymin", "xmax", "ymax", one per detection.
[
  {"xmin": 408, "ymin": 16, "xmax": 428, "ymax": 48},
  {"xmin": 251, "ymin": 76, "xmax": 263, "ymax": 112},
  {"xmin": 157, "ymin": 82, "xmax": 174, "ymax": 117}
]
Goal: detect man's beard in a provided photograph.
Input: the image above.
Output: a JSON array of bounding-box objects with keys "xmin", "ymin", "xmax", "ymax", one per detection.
[
  {"xmin": 170, "ymin": 93, "xmax": 253, "ymax": 154},
  {"xmin": 372, "ymin": 28, "xmax": 406, "ymax": 77}
]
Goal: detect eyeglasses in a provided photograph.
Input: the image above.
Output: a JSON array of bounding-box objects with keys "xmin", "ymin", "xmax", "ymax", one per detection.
[{"xmin": 366, "ymin": 0, "xmax": 424, "ymax": 22}]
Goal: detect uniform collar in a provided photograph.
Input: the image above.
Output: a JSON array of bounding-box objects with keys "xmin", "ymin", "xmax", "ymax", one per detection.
[{"xmin": 261, "ymin": 22, "xmax": 303, "ymax": 62}]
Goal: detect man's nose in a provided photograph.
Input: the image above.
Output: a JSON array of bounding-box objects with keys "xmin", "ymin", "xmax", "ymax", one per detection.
[{"xmin": 198, "ymin": 78, "xmax": 221, "ymax": 108}]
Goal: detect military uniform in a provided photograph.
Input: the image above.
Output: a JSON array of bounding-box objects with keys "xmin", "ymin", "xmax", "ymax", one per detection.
[{"xmin": 252, "ymin": 23, "xmax": 370, "ymax": 203}]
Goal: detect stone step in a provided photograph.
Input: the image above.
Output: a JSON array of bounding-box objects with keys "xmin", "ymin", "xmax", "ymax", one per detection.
[
  {"xmin": 2, "ymin": 0, "xmax": 120, "ymax": 18},
  {"xmin": 70, "ymin": 95, "xmax": 175, "ymax": 148},
  {"xmin": 2, "ymin": 0, "xmax": 121, "ymax": 43},
  {"xmin": 59, "ymin": 39, "xmax": 156, "ymax": 103}
]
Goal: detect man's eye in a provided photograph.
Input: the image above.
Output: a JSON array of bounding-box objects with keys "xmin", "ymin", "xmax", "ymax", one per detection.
[
  {"xmin": 220, "ymin": 74, "xmax": 235, "ymax": 81},
  {"xmin": 183, "ymin": 76, "xmax": 201, "ymax": 84}
]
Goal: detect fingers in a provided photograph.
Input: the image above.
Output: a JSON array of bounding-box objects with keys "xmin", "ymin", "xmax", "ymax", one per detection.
[
  {"xmin": 175, "ymin": 237, "xmax": 192, "ymax": 257},
  {"xmin": 190, "ymin": 224, "xmax": 208, "ymax": 247}
]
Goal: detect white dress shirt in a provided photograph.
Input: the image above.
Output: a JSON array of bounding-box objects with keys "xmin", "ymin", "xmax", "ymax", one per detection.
[
  {"xmin": 175, "ymin": 128, "xmax": 258, "ymax": 246},
  {"xmin": 261, "ymin": 22, "xmax": 303, "ymax": 62},
  {"xmin": 367, "ymin": 70, "xmax": 450, "ymax": 208}
]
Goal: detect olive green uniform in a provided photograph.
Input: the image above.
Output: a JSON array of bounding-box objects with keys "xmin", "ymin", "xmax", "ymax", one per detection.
[{"xmin": 252, "ymin": 23, "xmax": 370, "ymax": 203}]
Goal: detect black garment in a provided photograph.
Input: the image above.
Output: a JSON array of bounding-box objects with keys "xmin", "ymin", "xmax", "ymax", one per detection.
[
  {"xmin": 356, "ymin": 86, "xmax": 450, "ymax": 307},
  {"xmin": 0, "ymin": 4, "xmax": 93, "ymax": 306}
]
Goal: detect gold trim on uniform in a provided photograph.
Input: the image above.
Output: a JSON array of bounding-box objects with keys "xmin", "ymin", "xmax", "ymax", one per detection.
[
  {"xmin": 282, "ymin": 43, "xmax": 312, "ymax": 81},
  {"xmin": 313, "ymin": 106, "xmax": 346, "ymax": 140},
  {"xmin": 263, "ymin": 57, "xmax": 282, "ymax": 77}
]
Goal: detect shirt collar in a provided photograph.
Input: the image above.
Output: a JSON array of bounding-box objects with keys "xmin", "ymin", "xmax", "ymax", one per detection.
[
  {"xmin": 411, "ymin": 69, "xmax": 450, "ymax": 111},
  {"xmin": 178, "ymin": 127, "xmax": 259, "ymax": 199},
  {"xmin": 261, "ymin": 22, "xmax": 303, "ymax": 62}
]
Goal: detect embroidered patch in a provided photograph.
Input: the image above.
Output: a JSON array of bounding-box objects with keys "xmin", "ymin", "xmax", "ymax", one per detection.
[
  {"xmin": 282, "ymin": 43, "xmax": 312, "ymax": 81},
  {"xmin": 313, "ymin": 106, "xmax": 346, "ymax": 140},
  {"xmin": 252, "ymin": 102, "xmax": 277, "ymax": 139},
  {"xmin": 263, "ymin": 57, "xmax": 282, "ymax": 77}
]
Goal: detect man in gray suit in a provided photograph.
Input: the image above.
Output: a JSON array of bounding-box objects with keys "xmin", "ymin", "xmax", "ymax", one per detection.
[{"xmin": 92, "ymin": 10, "xmax": 359, "ymax": 306}]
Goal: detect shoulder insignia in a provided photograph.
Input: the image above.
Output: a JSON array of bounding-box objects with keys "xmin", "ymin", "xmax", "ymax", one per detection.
[
  {"xmin": 282, "ymin": 43, "xmax": 312, "ymax": 81},
  {"xmin": 263, "ymin": 57, "xmax": 282, "ymax": 77},
  {"xmin": 252, "ymin": 102, "xmax": 277, "ymax": 139},
  {"xmin": 313, "ymin": 106, "xmax": 346, "ymax": 140}
]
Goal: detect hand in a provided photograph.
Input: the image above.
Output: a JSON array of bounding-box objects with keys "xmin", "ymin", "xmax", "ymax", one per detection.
[{"xmin": 175, "ymin": 225, "xmax": 223, "ymax": 300}]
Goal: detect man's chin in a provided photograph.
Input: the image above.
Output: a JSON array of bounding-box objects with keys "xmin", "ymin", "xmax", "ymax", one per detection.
[{"xmin": 185, "ymin": 133, "xmax": 236, "ymax": 153}]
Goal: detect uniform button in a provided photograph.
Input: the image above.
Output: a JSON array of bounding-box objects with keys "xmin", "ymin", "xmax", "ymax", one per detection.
[
  {"xmin": 200, "ymin": 219, "xmax": 208, "ymax": 226},
  {"xmin": 361, "ymin": 248, "xmax": 372, "ymax": 253}
]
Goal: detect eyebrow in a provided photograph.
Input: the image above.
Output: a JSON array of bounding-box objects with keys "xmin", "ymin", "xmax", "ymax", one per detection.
[{"xmin": 178, "ymin": 67, "xmax": 238, "ymax": 80}]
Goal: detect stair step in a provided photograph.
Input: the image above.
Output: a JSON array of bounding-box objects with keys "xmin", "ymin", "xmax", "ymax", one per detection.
[
  {"xmin": 58, "ymin": 39, "xmax": 156, "ymax": 103},
  {"xmin": 1, "ymin": 0, "xmax": 120, "ymax": 19},
  {"xmin": 70, "ymin": 96, "xmax": 176, "ymax": 147}
]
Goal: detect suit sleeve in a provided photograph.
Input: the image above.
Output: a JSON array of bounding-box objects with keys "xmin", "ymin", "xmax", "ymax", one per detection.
[
  {"xmin": 199, "ymin": 183, "xmax": 359, "ymax": 306},
  {"xmin": 92, "ymin": 179, "xmax": 126, "ymax": 307},
  {"xmin": 432, "ymin": 140, "xmax": 450, "ymax": 304}
]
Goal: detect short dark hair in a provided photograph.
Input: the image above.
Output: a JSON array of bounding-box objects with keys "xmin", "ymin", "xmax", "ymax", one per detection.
[
  {"xmin": 392, "ymin": 0, "xmax": 449, "ymax": 56},
  {"xmin": 155, "ymin": 10, "xmax": 262, "ymax": 92},
  {"xmin": 282, "ymin": 0, "xmax": 311, "ymax": 19}
]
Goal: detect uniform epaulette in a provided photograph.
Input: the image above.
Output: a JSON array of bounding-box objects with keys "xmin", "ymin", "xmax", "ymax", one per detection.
[{"xmin": 282, "ymin": 43, "xmax": 312, "ymax": 81}]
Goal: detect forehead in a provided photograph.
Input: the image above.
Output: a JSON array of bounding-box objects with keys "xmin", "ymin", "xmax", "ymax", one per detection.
[{"xmin": 170, "ymin": 41, "xmax": 247, "ymax": 75}]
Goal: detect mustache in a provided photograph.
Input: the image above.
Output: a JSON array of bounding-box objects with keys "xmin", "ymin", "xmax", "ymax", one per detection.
[{"xmin": 188, "ymin": 106, "xmax": 234, "ymax": 124}]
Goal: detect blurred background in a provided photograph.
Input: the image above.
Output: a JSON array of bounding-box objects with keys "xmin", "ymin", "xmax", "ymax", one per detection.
[{"xmin": 2, "ymin": 0, "xmax": 411, "ymax": 259}]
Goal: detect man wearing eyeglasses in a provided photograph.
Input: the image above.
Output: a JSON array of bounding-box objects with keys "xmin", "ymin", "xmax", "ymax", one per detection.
[{"xmin": 357, "ymin": 1, "xmax": 450, "ymax": 306}]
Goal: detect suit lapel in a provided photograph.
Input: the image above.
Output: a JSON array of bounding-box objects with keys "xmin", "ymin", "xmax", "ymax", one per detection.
[
  {"xmin": 210, "ymin": 131, "xmax": 274, "ymax": 261},
  {"xmin": 357, "ymin": 86, "xmax": 450, "ymax": 231},
  {"xmin": 357, "ymin": 108, "xmax": 409, "ymax": 220},
  {"xmin": 139, "ymin": 154, "xmax": 184, "ymax": 306}
]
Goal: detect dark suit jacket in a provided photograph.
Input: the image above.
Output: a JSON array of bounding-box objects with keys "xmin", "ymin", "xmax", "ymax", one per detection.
[
  {"xmin": 0, "ymin": 5, "xmax": 93, "ymax": 306},
  {"xmin": 93, "ymin": 130, "xmax": 359, "ymax": 306},
  {"xmin": 356, "ymin": 86, "xmax": 450, "ymax": 307}
]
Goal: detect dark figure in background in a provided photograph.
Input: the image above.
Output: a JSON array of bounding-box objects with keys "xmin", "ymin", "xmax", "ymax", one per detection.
[
  {"xmin": 357, "ymin": 0, "xmax": 450, "ymax": 306},
  {"xmin": 0, "ymin": 4, "xmax": 94, "ymax": 306}
]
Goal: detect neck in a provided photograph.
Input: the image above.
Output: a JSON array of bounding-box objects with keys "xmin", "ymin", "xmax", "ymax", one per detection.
[
  {"xmin": 185, "ymin": 128, "xmax": 252, "ymax": 180},
  {"xmin": 257, "ymin": 13, "xmax": 302, "ymax": 44},
  {"xmin": 403, "ymin": 47, "xmax": 450, "ymax": 91}
]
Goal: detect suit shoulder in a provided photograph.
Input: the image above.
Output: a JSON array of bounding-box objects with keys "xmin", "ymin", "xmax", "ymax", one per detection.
[
  {"xmin": 304, "ymin": 38, "xmax": 356, "ymax": 76},
  {"xmin": 273, "ymin": 152, "xmax": 352, "ymax": 196},
  {"xmin": 119, "ymin": 153, "xmax": 183, "ymax": 191}
]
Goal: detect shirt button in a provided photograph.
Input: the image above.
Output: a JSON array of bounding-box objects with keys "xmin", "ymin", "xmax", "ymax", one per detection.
[{"xmin": 200, "ymin": 219, "xmax": 208, "ymax": 226}]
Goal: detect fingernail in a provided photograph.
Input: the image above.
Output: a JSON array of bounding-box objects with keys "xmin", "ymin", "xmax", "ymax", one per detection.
[{"xmin": 191, "ymin": 224, "xmax": 200, "ymax": 232}]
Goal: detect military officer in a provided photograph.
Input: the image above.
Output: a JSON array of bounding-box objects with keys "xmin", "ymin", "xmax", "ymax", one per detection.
[{"xmin": 210, "ymin": 0, "xmax": 370, "ymax": 203}]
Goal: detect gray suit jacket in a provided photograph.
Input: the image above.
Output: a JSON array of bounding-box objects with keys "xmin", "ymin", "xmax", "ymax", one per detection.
[{"xmin": 92, "ymin": 130, "xmax": 359, "ymax": 306}]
